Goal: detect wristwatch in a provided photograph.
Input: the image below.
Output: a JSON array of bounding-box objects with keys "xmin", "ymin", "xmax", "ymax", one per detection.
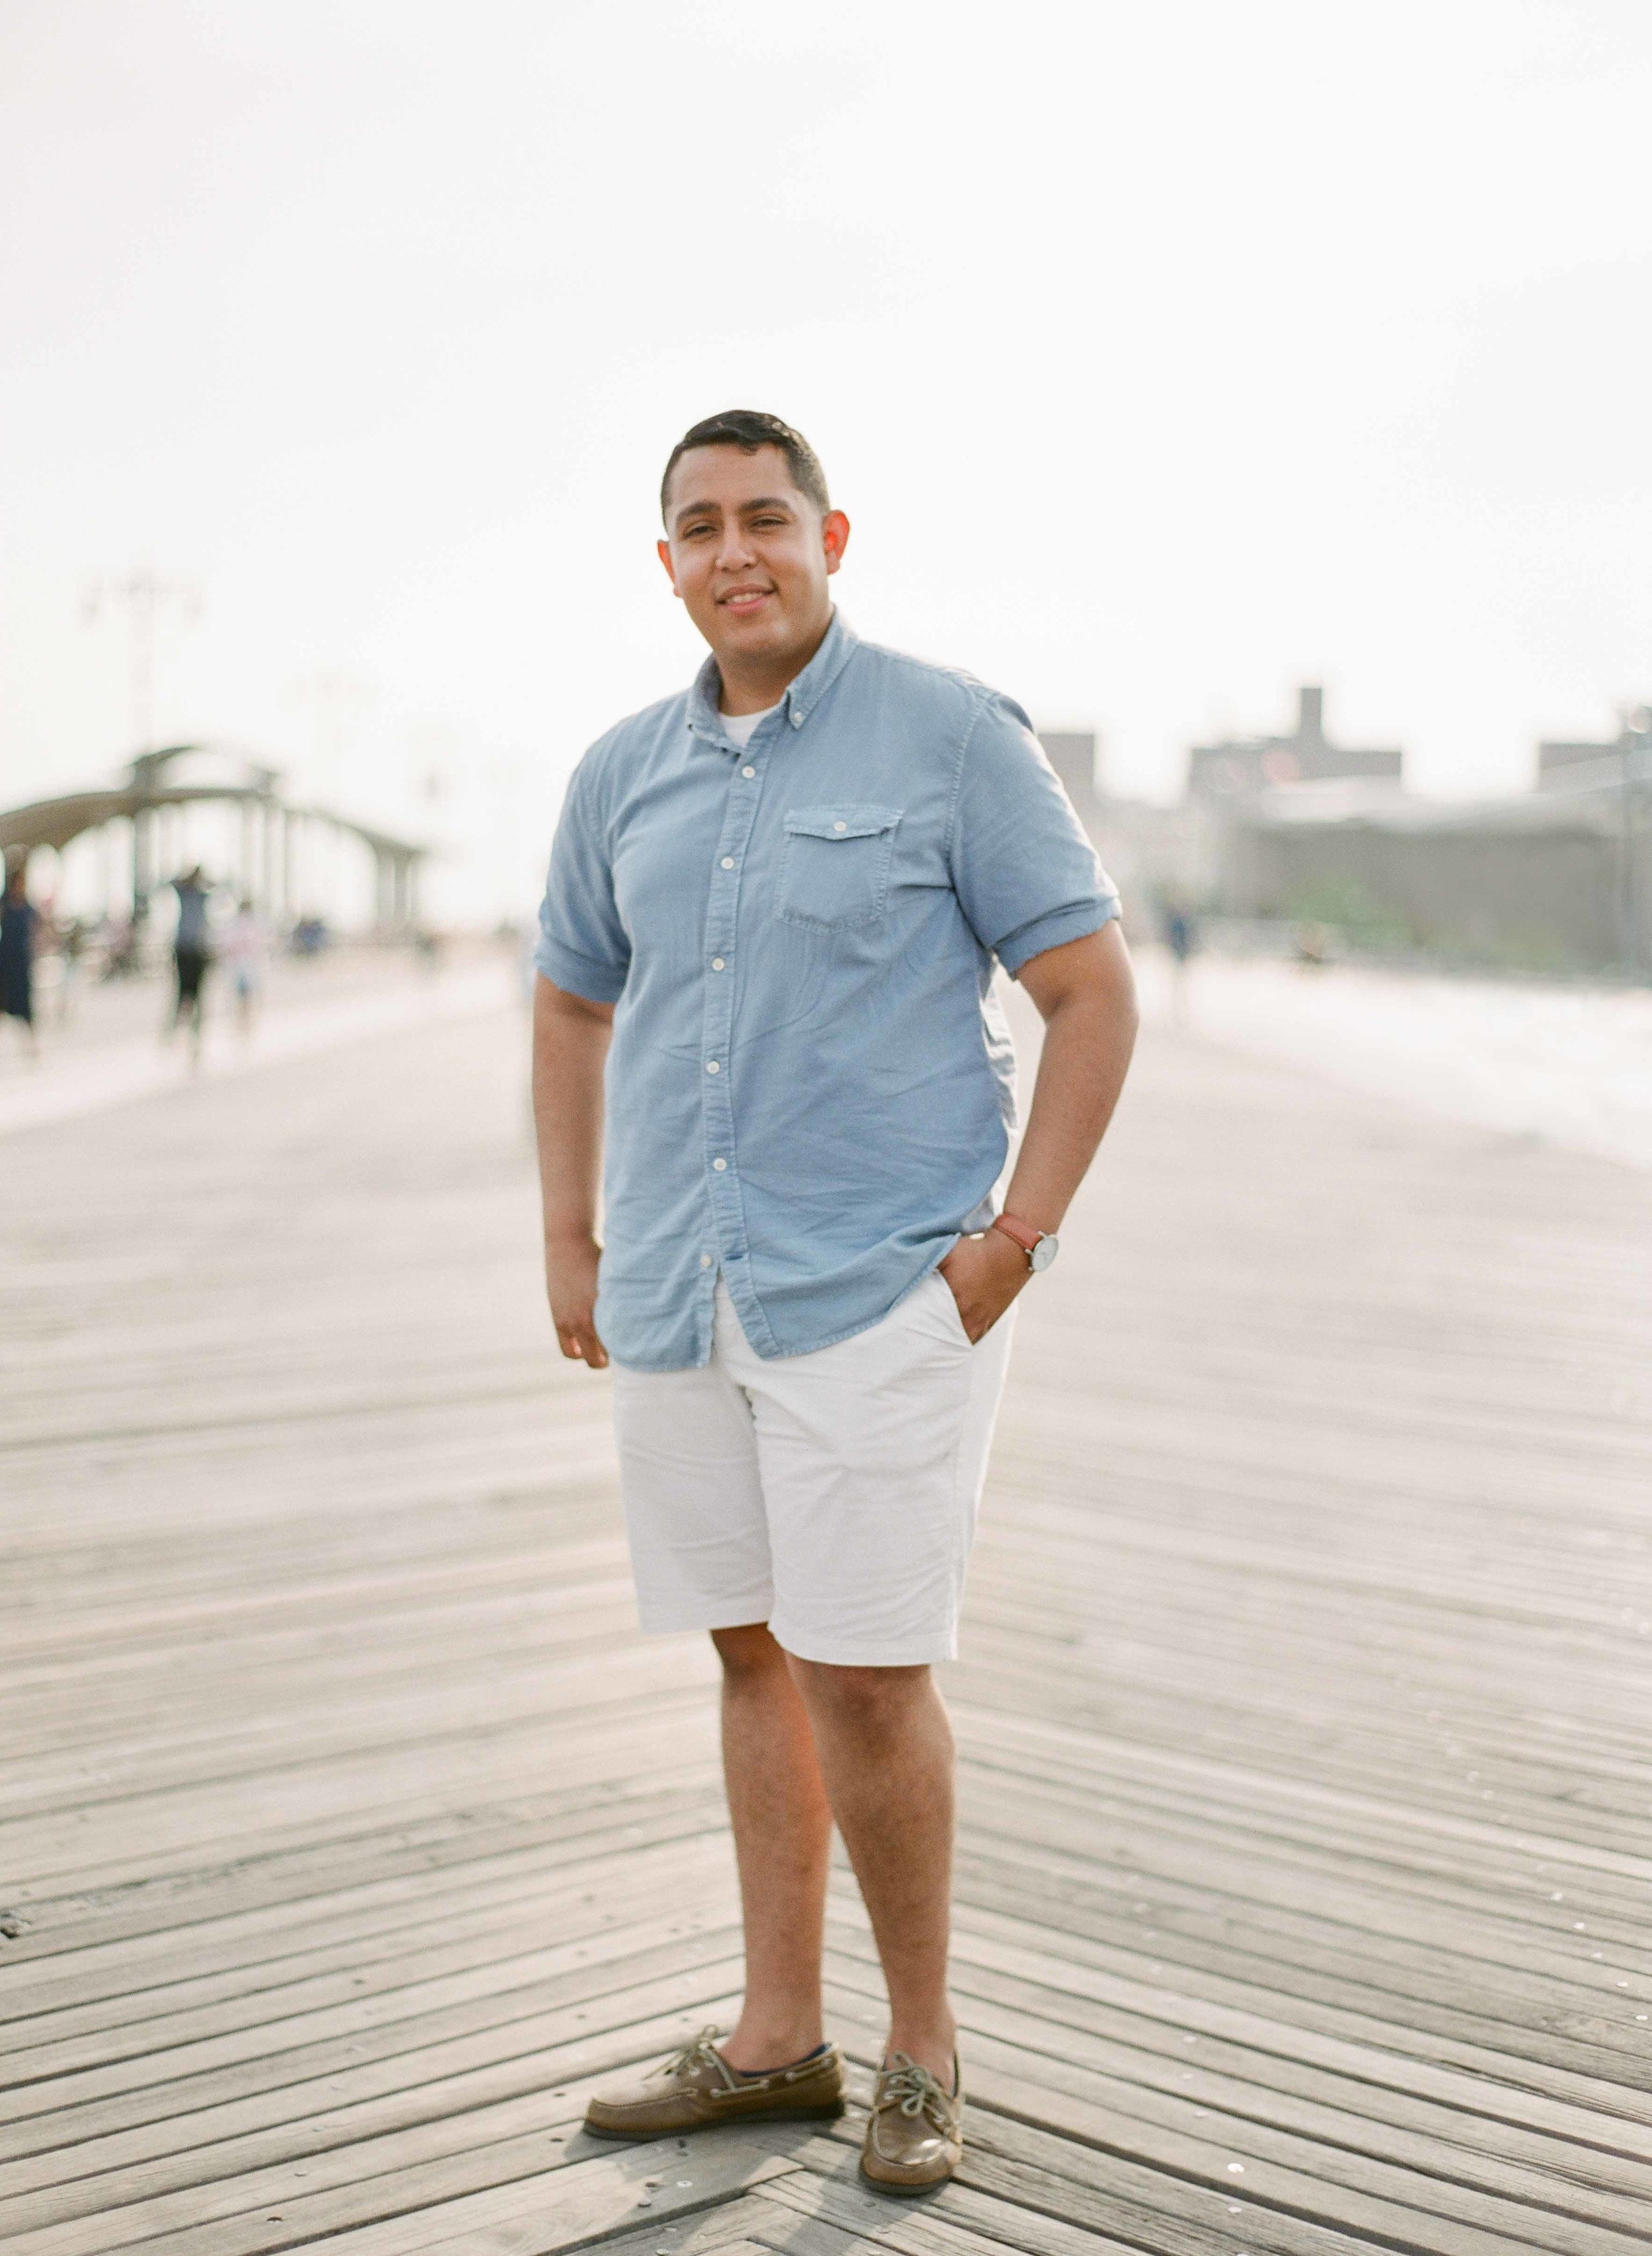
[{"xmin": 991, "ymin": 1213, "xmax": 1060, "ymax": 1273}]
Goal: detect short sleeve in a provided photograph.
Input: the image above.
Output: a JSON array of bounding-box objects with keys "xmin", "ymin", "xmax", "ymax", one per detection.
[
  {"xmin": 947, "ymin": 693, "xmax": 1120, "ymax": 975},
  {"xmin": 534, "ymin": 757, "xmax": 632, "ymax": 1003}
]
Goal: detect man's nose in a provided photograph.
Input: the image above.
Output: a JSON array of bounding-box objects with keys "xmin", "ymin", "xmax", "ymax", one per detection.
[{"xmin": 714, "ymin": 525, "xmax": 757, "ymax": 572}]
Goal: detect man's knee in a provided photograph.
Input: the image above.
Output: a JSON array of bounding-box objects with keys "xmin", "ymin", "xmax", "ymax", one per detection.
[
  {"xmin": 790, "ymin": 1657, "xmax": 932, "ymax": 1739},
  {"xmin": 711, "ymin": 1622, "xmax": 789, "ymax": 1682}
]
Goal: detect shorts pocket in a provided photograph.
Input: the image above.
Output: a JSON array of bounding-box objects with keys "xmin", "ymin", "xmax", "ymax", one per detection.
[
  {"xmin": 776, "ymin": 804, "xmax": 902, "ymax": 930},
  {"xmin": 915, "ymin": 1268, "xmax": 974, "ymax": 1350}
]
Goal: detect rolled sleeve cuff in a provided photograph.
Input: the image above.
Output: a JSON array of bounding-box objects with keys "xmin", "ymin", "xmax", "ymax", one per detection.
[
  {"xmin": 994, "ymin": 895, "xmax": 1120, "ymax": 978},
  {"xmin": 533, "ymin": 934, "xmax": 630, "ymax": 1004}
]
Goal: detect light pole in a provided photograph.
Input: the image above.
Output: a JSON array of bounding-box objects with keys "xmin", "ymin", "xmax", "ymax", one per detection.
[
  {"xmin": 84, "ymin": 569, "xmax": 202, "ymax": 922},
  {"xmin": 83, "ymin": 568, "xmax": 201, "ymax": 755}
]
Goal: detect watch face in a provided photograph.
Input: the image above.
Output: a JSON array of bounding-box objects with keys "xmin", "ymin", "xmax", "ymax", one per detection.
[{"xmin": 1029, "ymin": 1233, "xmax": 1059, "ymax": 1273}]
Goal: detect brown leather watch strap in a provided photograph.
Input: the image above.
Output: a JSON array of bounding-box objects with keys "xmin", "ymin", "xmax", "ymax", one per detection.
[{"xmin": 991, "ymin": 1213, "xmax": 1043, "ymax": 1257}]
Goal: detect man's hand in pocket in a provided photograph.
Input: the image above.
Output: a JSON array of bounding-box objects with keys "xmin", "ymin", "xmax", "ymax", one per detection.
[{"xmin": 938, "ymin": 1228, "xmax": 1029, "ymax": 1343}]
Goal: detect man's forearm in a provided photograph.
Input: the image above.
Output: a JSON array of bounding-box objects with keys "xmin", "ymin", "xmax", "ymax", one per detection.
[
  {"xmin": 1003, "ymin": 928, "xmax": 1138, "ymax": 1234},
  {"xmin": 531, "ymin": 976, "xmax": 611, "ymax": 1244}
]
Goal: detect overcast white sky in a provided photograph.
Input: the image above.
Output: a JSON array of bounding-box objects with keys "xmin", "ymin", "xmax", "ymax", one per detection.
[{"xmin": 2, "ymin": 0, "xmax": 1649, "ymax": 915}]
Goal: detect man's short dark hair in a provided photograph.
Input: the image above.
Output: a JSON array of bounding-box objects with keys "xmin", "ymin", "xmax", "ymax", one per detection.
[{"xmin": 660, "ymin": 410, "xmax": 829, "ymax": 525}]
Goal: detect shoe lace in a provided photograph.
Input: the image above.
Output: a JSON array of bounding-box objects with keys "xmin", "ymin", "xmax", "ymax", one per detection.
[
  {"xmin": 879, "ymin": 2053, "xmax": 955, "ymax": 2126},
  {"xmin": 659, "ymin": 2025, "xmax": 737, "ymax": 2091}
]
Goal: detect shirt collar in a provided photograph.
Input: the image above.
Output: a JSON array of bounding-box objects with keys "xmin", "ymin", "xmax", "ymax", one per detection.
[{"xmin": 687, "ymin": 609, "xmax": 858, "ymax": 749}]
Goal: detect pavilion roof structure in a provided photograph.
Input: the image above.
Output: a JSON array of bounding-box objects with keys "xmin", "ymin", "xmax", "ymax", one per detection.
[{"xmin": 0, "ymin": 742, "xmax": 429, "ymax": 864}]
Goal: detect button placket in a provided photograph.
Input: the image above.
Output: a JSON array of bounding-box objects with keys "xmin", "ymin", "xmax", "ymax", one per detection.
[{"xmin": 700, "ymin": 745, "xmax": 765, "ymax": 1271}]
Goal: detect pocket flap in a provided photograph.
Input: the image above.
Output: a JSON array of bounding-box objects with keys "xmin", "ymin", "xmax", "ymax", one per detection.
[{"xmin": 784, "ymin": 804, "xmax": 902, "ymax": 843}]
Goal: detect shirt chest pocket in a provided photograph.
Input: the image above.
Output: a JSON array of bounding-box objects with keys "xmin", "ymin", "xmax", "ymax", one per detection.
[{"xmin": 776, "ymin": 805, "xmax": 903, "ymax": 930}]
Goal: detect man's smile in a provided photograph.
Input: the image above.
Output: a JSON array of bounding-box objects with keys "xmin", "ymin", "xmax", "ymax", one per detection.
[{"xmin": 718, "ymin": 585, "xmax": 775, "ymax": 613}]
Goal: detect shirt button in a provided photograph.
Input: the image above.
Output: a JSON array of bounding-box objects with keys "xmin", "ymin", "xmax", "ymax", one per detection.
[
  {"xmin": 700, "ymin": 1254, "xmax": 713, "ymax": 1269},
  {"xmin": 833, "ymin": 820, "xmax": 846, "ymax": 832},
  {"xmin": 741, "ymin": 765, "xmax": 755, "ymax": 779},
  {"xmin": 705, "ymin": 1060, "xmax": 720, "ymax": 1073},
  {"xmin": 720, "ymin": 856, "xmax": 735, "ymax": 870},
  {"xmin": 710, "ymin": 958, "xmax": 726, "ymax": 971},
  {"xmin": 712, "ymin": 1157, "xmax": 728, "ymax": 1172}
]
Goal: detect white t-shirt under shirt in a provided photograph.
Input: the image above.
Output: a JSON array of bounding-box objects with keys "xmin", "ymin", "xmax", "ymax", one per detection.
[{"xmin": 721, "ymin": 703, "xmax": 780, "ymax": 749}]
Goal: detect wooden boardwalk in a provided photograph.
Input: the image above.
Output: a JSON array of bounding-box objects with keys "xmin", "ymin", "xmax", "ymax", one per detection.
[{"xmin": 2, "ymin": 988, "xmax": 1650, "ymax": 2256}]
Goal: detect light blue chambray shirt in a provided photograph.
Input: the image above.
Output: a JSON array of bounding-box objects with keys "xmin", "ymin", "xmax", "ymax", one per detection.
[{"xmin": 535, "ymin": 613, "xmax": 1119, "ymax": 1370}]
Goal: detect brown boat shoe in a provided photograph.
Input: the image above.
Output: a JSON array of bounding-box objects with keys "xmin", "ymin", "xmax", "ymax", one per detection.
[
  {"xmin": 583, "ymin": 2026, "xmax": 844, "ymax": 2140},
  {"xmin": 860, "ymin": 2052, "xmax": 963, "ymax": 2193}
]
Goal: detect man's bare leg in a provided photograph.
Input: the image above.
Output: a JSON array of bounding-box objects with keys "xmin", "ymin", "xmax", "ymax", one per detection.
[
  {"xmin": 788, "ymin": 1658, "xmax": 957, "ymax": 2085},
  {"xmin": 712, "ymin": 1624, "xmax": 834, "ymax": 2072}
]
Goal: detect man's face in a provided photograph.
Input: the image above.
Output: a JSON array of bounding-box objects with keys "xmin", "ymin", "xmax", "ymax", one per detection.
[{"xmin": 658, "ymin": 444, "xmax": 848, "ymax": 670}]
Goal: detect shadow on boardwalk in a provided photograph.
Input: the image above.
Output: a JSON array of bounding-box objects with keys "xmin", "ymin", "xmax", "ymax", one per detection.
[{"xmin": 1, "ymin": 999, "xmax": 1649, "ymax": 2255}]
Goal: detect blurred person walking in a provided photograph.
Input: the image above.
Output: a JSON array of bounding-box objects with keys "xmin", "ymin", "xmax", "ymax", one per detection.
[
  {"xmin": 532, "ymin": 411, "xmax": 1138, "ymax": 2191},
  {"xmin": 167, "ymin": 866, "xmax": 214, "ymax": 1055},
  {"xmin": 102, "ymin": 901, "xmax": 145, "ymax": 979},
  {"xmin": 1, "ymin": 856, "xmax": 40, "ymax": 1059},
  {"xmin": 1158, "ymin": 891, "xmax": 1199, "ymax": 1026},
  {"xmin": 54, "ymin": 916, "xmax": 89, "ymax": 1025},
  {"xmin": 221, "ymin": 898, "xmax": 266, "ymax": 1037}
]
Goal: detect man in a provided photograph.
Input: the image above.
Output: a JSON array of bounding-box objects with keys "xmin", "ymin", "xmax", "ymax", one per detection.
[
  {"xmin": 533, "ymin": 410, "xmax": 1137, "ymax": 2191},
  {"xmin": 221, "ymin": 897, "xmax": 266, "ymax": 1037},
  {"xmin": 1, "ymin": 853, "xmax": 40, "ymax": 1058},
  {"xmin": 168, "ymin": 864, "xmax": 213, "ymax": 1051}
]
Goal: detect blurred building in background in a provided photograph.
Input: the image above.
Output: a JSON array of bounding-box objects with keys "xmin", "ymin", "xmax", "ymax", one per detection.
[
  {"xmin": 1186, "ymin": 687, "xmax": 1403, "ymax": 800},
  {"xmin": 1044, "ymin": 694, "xmax": 1652, "ymax": 977},
  {"xmin": 1536, "ymin": 715, "xmax": 1651, "ymax": 795}
]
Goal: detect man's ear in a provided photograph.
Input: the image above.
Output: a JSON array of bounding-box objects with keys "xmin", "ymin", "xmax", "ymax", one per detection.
[
  {"xmin": 821, "ymin": 509, "xmax": 851, "ymax": 577},
  {"xmin": 656, "ymin": 537, "xmax": 681, "ymax": 597}
]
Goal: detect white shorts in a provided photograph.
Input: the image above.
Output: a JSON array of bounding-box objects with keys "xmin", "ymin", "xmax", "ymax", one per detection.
[{"xmin": 610, "ymin": 1272, "xmax": 1016, "ymax": 1667}]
